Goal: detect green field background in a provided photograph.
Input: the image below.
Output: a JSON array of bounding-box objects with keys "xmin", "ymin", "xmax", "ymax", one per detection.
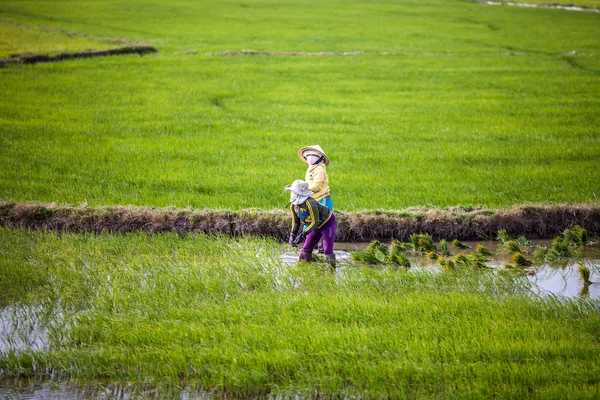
[{"xmin": 1, "ymin": 0, "xmax": 599, "ymax": 210}]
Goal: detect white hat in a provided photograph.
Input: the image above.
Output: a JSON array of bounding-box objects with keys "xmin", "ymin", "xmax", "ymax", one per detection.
[
  {"xmin": 298, "ymin": 145, "xmax": 330, "ymax": 166},
  {"xmin": 284, "ymin": 180, "xmax": 313, "ymax": 197}
]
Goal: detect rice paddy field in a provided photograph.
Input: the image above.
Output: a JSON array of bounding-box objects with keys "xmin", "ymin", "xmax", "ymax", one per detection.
[
  {"xmin": 1, "ymin": 0, "xmax": 599, "ymax": 209},
  {"xmin": 1, "ymin": 228, "xmax": 600, "ymax": 399},
  {"xmin": 1, "ymin": 0, "xmax": 600, "ymax": 398}
]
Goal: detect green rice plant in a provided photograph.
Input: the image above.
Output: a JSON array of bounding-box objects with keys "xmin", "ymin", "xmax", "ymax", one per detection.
[
  {"xmin": 452, "ymin": 239, "xmax": 470, "ymax": 249},
  {"xmin": 426, "ymin": 251, "xmax": 438, "ymax": 261},
  {"xmin": 0, "ymin": 1, "xmax": 599, "ymax": 211},
  {"xmin": 496, "ymin": 229, "xmax": 511, "ymax": 245},
  {"xmin": 476, "ymin": 244, "xmax": 492, "ymax": 257},
  {"xmin": 442, "ymin": 253, "xmax": 489, "ymax": 270},
  {"xmin": 534, "ymin": 247, "xmax": 549, "ymax": 260},
  {"xmin": 501, "ymin": 264, "xmax": 526, "ymax": 276},
  {"xmin": 578, "ymin": 265, "xmax": 591, "ymax": 284},
  {"xmin": 505, "ymin": 240, "xmax": 522, "ymax": 254},
  {"xmin": 563, "ymin": 225, "xmax": 591, "ymax": 247},
  {"xmin": 549, "ymin": 237, "xmax": 573, "ymax": 260},
  {"xmin": 516, "ymin": 235, "xmax": 533, "ymax": 248},
  {"xmin": 389, "ymin": 246, "xmax": 411, "ymax": 269},
  {"xmin": 311, "ymin": 253, "xmax": 326, "ymax": 263},
  {"xmin": 351, "ymin": 240, "xmax": 390, "ymax": 264},
  {"xmin": 438, "ymin": 256, "xmax": 455, "ymax": 271},
  {"xmin": 439, "ymin": 239, "xmax": 451, "ymax": 256},
  {"xmin": 390, "ymin": 239, "xmax": 411, "ymax": 252},
  {"xmin": 409, "ymin": 233, "xmax": 435, "ymax": 253},
  {"xmin": 351, "ymin": 249, "xmax": 381, "ymax": 264},
  {"xmin": 512, "ymin": 252, "xmax": 532, "ymax": 267},
  {"xmin": 7, "ymin": 223, "xmax": 598, "ymax": 399},
  {"xmin": 368, "ymin": 240, "xmax": 388, "ymax": 256}
]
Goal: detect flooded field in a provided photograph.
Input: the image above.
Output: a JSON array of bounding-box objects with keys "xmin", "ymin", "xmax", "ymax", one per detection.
[
  {"xmin": 1, "ymin": 230, "xmax": 599, "ymax": 399},
  {"xmin": 281, "ymin": 240, "xmax": 600, "ymax": 299}
]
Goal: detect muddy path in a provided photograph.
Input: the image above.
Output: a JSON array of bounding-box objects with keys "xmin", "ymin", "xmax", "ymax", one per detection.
[{"xmin": 1, "ymin": 201, "xmax": 598, "ymax": 242}]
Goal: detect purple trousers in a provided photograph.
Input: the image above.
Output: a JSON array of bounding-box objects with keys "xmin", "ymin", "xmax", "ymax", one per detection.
[{"xmin": 303, "ymin": 214, "xmax": 336, "ymax": 256}]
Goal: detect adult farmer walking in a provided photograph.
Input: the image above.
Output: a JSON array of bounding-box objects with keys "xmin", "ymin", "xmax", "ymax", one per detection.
[
  {"xmin": 285, "ymin": 180, "xmax": 337, "ymax": 268},
  {"xmin": 298, "ymin": 145, "xmax": 332, "ymax": 211},
  {"xmin": 298, "ymin": 144, "xmax": 332, "ymax": 253}
]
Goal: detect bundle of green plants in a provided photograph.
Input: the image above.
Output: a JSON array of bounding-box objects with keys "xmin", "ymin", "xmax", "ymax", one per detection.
[
  {"xmin": 439, "ymin": 239, "xmax": 451, "ymax": 256},
  {"xmin": 505, "ymin": 240, "xmax": 522, "ymax": 254},
  {"xmin": 476, "ymin": 244, "xmax": 492, "ymax": 257},
  {"xmin": 496, "ymin": 229, "xmax": 511, "ymax": 245},
  {"xmin": 549, "ymin": 237, "xmax": 573, "ymax": 260},
  {"xmin": 534, "ymin": 247, "xmax": 549, "ymax": 261},
  {"xmin": 390, "ymin": 239, "xmax": 411, "ymax": 252},
  {"xmin": 351, "ymin": 248, "xmax": 385, "ymax": 264},
  {"xmin": 563, "ymin": 225, "xmax": 591, "ymax": 247},
  {"xmin": 512, "ymin": 252, "xmax": 532, "ymax": 267},
  {"xmin": 352, "ymin": 240, "xmax": 411, "ymax": 268},
  {"xmin": 409, "ymin": 233, "xmax": 436, "ymax": 252},
  {"xmin": 368, "ymin": 240, "xmax": 389, "ymax": 256},
  {"xmin": 426, "ymin": 251, "xmax": 438, "ymax": 261},
  {"xmin": 389, "ymin": 245, "xmax": 411, "ymax": 269},
  {"xmin": 439, "ymin": 253, "xmax": 489, "ymax": 271},
  {"xmin": 515, "ymin": 235, "xmax": 533, "ymax": 248},
  {"xmin": 578, "ymin": 265, "xmax": 592, "ymax": 284},
  {"xmin": 452, "ymin": 239, "xmax": 470, "ymax": 249},
  {"xmin": 351, "ymin": 240, "xmax": 388, "ymax": 264}
]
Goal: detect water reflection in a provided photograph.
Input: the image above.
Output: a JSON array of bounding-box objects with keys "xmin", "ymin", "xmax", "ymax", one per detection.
[{"xmin": 0, "ymin": 380, "xmax": 214, "ymax": 400}]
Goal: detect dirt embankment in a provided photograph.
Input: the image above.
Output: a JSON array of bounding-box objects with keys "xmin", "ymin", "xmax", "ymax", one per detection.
[
  {"xmin": 1, "ymin": 201, "xmax": 599, "ymax": 241},
  {"xmin": 0, "ymin": 45, "xmax": 157, "ymax": 65}
]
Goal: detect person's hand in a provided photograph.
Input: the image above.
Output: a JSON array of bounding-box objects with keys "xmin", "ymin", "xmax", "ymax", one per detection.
[
  {"xmin": 294, "ymin": 232, "xmax": 306, "ymax": 244},
  {"xmin": 289, "ymin": 233, "xmax": 297, "ymax": 247}
]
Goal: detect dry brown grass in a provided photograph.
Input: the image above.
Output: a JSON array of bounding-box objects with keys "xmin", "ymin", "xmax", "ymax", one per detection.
[{"xmin": 1, "ymin": 201, "xmax": 599, "ymax": 241}]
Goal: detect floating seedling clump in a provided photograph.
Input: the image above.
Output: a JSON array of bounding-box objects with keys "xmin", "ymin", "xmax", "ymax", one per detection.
[
  {"xmin": 496, "ymin": 229, "xmax": 511, "ymax": 245},
  {"xmin": 505, "ymin": 240, "xmax": 522, "ymax": 254},
  {"xmin": 452, "ymin": 239, "xmax": 470, "ymax": 249},
  {"xmin": 439, "ymin": 253, "xmax": 489, "ymax": 271},
  {"xmin": 409, "ymin": 233, "xmax": 436, "ymax": 252},
  {"xmin": 578, "ymin": 265, "xmax": 592, "ymax": 284},
  {"xmin": 550, "ymin": 237, "xmax": 573, "ymax": 260},
  {"xmin": 516, "ymin": 235, "xmax": 533, "ymax": 248},
  {"xmin": 563, "ymin": 225, "xmax": 590, "ymax": 247},
  {"xmin": 352, "ymin": 248, "xmax": 385, "ymax": 264},
  {"xmin": 352, "ymin": 240, "xmax": 411, "ymax": 268},
  {"xmin": 391, "ymin": 239, "xmax": 411, "ymax": 252},
  {"xmin": 476, "ymin": 244, "xmax": 492, "ymax": 257},
  {"xmin": 368, "ymin": 240, "xmax": 389, "ymax": 256},
  {"xmin": 512, "ymin": 252, "xmax": 532, "ymax": 267},
  {"xmin": 439, "ymin": 239, "xmax": 451, "ymax": 256},
  {"xmin": 534, "ymin": 247, "xmax": 549, "ymax": 260},
  {"xmin": 534, "ymin": 225, "xmax": 592, "ymax": 262},
  {"xmin": 352, "ymin": 240, "xmax": 392, "ymax": 265},
  {"xmin": 389, "ymin": 246, "xmax": 411, "ymax": 269}
]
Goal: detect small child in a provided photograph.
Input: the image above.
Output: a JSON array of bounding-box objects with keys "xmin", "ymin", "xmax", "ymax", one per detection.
[
  {"xmin": 285, "ymin": 180, "xmax": 337, "ymax": 267},
  {"xmin": 298, "ymin": 145, "xmax": 332, "ymax": 211}
]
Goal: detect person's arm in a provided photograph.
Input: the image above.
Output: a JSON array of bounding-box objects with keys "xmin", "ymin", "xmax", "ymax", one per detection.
[
  {"xmin": 290, "ymin": 204, "xmax": 301, "ymax": 236},
  {"xmin": 302, "ymin": 198, "xmax": 322, "ymax": 235},
  {"xmin": 308, "ymin": 165, "xmax": 326, "ymax": 193}
]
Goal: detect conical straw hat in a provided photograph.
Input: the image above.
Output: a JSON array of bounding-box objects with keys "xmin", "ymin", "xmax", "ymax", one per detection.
[{"xmin": 297, "ymin": 144, "xmax": 330, "ymax": 166}]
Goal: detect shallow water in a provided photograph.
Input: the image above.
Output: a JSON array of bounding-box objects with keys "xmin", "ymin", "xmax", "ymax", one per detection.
[
  {"xmin": 0, "ymin": 380, "xmax": 214, "ymax": 400},
  {"xmin": 281, "ymin": 240, "xmax": 600, "ymax": 299}
]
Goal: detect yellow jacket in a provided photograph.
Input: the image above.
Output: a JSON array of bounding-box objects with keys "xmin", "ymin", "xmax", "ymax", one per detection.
[{"xmin": 305, "ymin": 163, "xmax": 330, "ymax": 201}]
